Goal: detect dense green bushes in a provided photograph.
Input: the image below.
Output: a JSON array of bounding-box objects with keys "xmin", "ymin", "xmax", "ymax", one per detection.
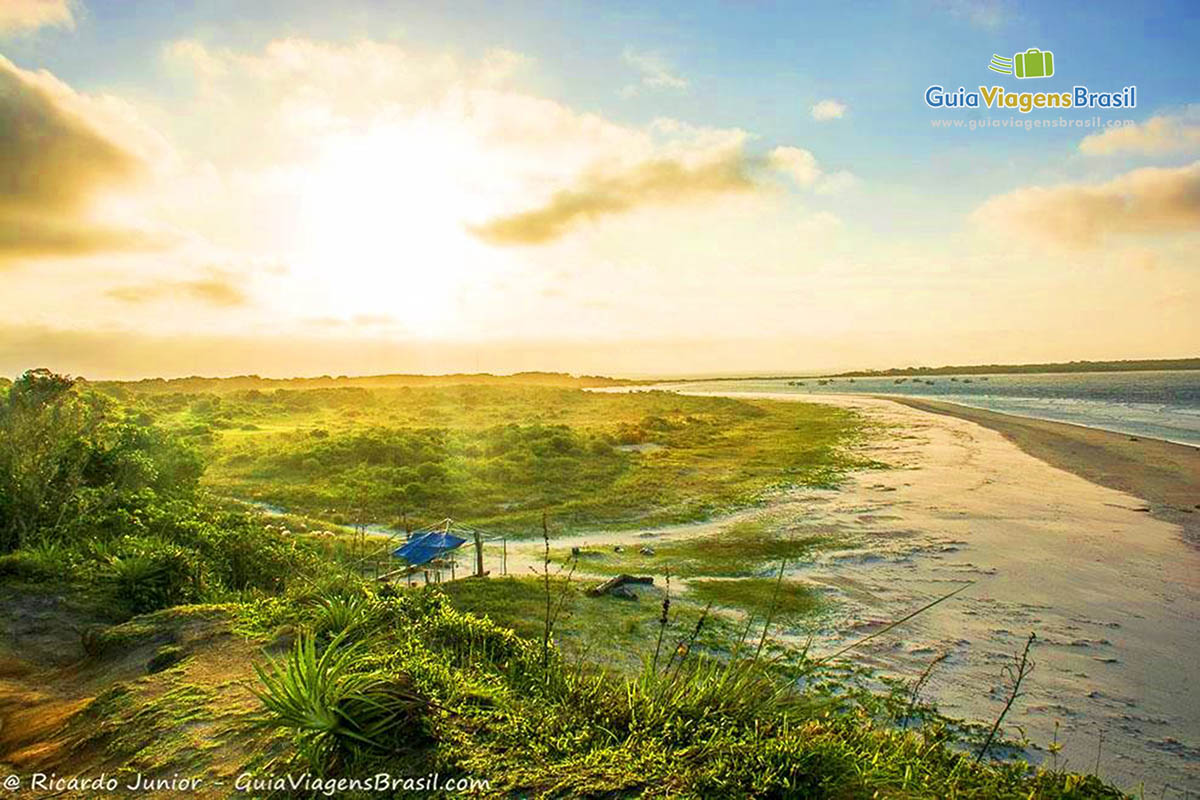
[
  {"xmin": 0, "ymin": 369, "xmax": 318, "ymax": 617},
  {"xmin": 181, "ymin": 384, "xmax": 865, "ymax": 531}
]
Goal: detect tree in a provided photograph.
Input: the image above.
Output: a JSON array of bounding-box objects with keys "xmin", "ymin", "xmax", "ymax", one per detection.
[
  {"xmin": 0, "ymin": 369, "xmax": 99, "ymax": 551},
  {"xmin": 0, "ymin": 369, "xmax": 204, "ymax": 552}
]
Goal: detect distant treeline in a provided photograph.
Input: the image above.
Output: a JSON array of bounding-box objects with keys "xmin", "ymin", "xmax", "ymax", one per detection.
[
  {"xmin": 78, "ymin": 371, "xmax": 640, "ymax": 394},
  {"xmin": 830, "ymin": 357, "xmax": 1200, "ymax": 378}
]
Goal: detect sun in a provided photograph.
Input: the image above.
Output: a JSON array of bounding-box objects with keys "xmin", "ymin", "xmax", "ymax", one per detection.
[{"xmin": 288, "ymin": 121, "xmax": 502, "ymax": 334}]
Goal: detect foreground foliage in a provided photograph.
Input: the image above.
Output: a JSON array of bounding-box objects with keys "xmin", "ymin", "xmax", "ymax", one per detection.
[{"xmin": 252, "ymin": 583, "xmax": 1126, "ymax": 799}]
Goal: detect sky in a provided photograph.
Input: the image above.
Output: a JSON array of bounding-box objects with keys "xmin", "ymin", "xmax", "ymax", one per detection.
[{"xmin": 1, "ymin": 0, "xmax": 1197, "ymax": 379}]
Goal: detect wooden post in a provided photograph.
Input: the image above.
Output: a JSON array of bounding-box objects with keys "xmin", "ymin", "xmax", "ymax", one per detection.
[
  {"xmin": 502, "ymin": 535, "xmax": 507, "ymax": 576},
  {"xmin": 474, "ymin": 530, "xmax": 484, "ymax": 577},
  {"xmin": 404, "ymin": 512, "xmax": 410, "ymax": 541}
]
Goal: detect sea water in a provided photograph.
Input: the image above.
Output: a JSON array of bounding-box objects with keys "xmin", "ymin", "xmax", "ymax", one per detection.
[{"xmin": 662, "ymin": 370, "xmax": 1200, "ymax": 447}]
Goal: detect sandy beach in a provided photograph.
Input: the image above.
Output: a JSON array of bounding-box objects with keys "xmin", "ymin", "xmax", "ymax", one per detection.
[
  {"xmin": 886, "ymin": 396, "xmax": 1200, "ymax": 547},
  {"xmin": 511, "ymin": 391, "xmax": 1200, "ymax": 794}
]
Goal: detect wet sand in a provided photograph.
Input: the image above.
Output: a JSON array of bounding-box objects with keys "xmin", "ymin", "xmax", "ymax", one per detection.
[
  {"xmin": 512, "ymin": 390, "xmax": 1200, "ymax": 794},
  {"xmin": 885, "ymin": 396, "xmax": 1200, "ymax": 546}
]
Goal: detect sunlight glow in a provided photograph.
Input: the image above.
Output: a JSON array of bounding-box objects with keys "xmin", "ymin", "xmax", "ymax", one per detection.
[{"xmin": 291, "ymin": 122, "xmax": 498, "ymax": 333}]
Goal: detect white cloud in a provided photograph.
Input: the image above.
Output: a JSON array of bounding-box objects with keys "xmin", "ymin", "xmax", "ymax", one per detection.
[
  {"xmin": 815, "ymin": 170, "xmax": 860, "ymax": 195},
  {"xmin": 811, "ymin": 99, "xmax": 847, "ymax": 121},
  {"xmin": 972, "ymin": 161, "xmax": 1200, "ymax": 247},
  {"xmin": 1079, "ymin": 109, "xmax": 1200, "ymax": 156},
  {"xmin": 621, "ymin": 48, "xmax": 688, "ymax": 97},
  {"xmin": 769, "ymin": 146, "xmax": 820, "ymax": 185},
  {"xmin": 0, "ymin": 0, "xmax": 74, "ymax": 34},
  {"xmin": 769, "ymin": 147, "xmax": 859, "ymax": 195}
]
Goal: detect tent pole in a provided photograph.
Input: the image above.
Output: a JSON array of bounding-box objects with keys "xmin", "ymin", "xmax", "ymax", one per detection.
[{"xmin": 474, "ymin": 530, "xmax": 484, "ymax": 578}]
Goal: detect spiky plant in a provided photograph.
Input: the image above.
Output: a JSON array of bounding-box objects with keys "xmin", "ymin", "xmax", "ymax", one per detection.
[{"xmin": 253, "ymin": 633, "xmax": 424, "ymax": 772}]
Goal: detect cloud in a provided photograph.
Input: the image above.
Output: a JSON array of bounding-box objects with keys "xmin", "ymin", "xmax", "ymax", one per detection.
[
  {"xmin": 0, "ymin": 0, "xmax": 74, "ymax": 34},
  {"xmin": 621, "ymin": 48, "xmax": 688, "ymax": 97},
  {"xmin": 810, "ymin": 99, "xmax": 847, "ymax": 121},
  {"xmin": 934, "ymin": 0, "xmax": 1012, "ymax": 28},
  {"xmin": 769, "ymin": 146, "xmax": 858, "ymax": 194},
  {"xmin": 814, "ymin": 170, "xmax": 860, "ymax": 195},
  {"xmin": 470, "ymin": 146, "xmax": 757, "ymax": 245},
  {"xmin": 0, "ymin": 218, "xmax": 162, "ymax": 260},
  {"xmin": 769, "ymin": 146, "xmax": 820, "ymax": 185},
  {"xmin": 105, "ymin": 268, "xmax": 248, "ymax": 307},
  {"xmin": 0, "ymin": 55, "xmax": 165, "ymax": 265},
  {"xmin": 972, "ymin": 161, "xmax": 1200, "ymax": 247},
  {"xmin": 1079, "ymin": 111, "xmax": 1200, "ymax": 156}
]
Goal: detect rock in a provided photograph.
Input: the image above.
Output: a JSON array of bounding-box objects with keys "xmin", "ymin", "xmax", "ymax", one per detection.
[
  {"xmin": 146, "ymin": 645, "xmax": 186, "ymax": 674},
  {"xmin": 613, "ymin": 545, "xmax": 624, "ymax": 553},
  {"xmin": 588, "ymin": 574, "xmax": 654, "ymax": 597},
  {"xmin": 639, "ymin": 546, "xmax": 655, "ymax": 556},
  {"xmin": 610, "ymin": 586, "xmax": 638, "ymax": 600}
]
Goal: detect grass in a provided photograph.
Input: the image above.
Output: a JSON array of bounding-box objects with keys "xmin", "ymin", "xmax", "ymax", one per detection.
[
  {"xmin": 440, "ymin": 575, "xmax": 735, "ymax": 672},
  {"xmin": 250, "ymin": 582, "xmax": 1126, "ymax": 798},
  {"xmin": 561, "ymin": 519, "xmax": 830, "ymax": 577},
  {"xmin": 687, "ymin": 577, "xmax": 823, "ymax": 626},
  {"xmin": 111, "ymin": 383, "xmax": 869, "ymax": 534},
  {"xmin": 1, "ymin": 555, "xmax": 1129, "ymax": 799}
]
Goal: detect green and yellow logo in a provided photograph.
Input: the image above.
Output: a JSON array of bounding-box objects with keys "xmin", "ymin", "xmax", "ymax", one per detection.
[{"xmin": 989, "ymin": 48, "xmax": 1054, "ymax": 79}]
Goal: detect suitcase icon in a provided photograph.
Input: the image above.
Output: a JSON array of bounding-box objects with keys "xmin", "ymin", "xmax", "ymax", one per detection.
[{"xmin": 1014, "ymin": 48, "xmax": 1054, "ymax": 79}]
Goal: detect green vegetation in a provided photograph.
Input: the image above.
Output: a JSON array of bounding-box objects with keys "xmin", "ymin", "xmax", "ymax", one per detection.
[
  {"xmin": 561, "ymin": 519, "xmax": 828, "ymax": 577},
  {"xmin": 687, "ymin": 577, "xmax": 823, "ymax": 625},
  {"xmin": 0, "ymin": 369, "xmax": 1127, "ymax": 798},
  {"xmin": 829, "ymin": 356, "xmax": 1200, "ymax": 377},
  {"xmin": 241, "ymin": 582, "xmax": 1122, "ymax": 798},
  {"xmin": 98, "ymin": 379, "xmax": 867, "ymax": 533},
  {"xmin": 0, "ymin": 368, "xmax": 322, "ymax": 620},
  {"xmin": 89, "ymin": 370, "xmax": 639, "ymax": 395},
  {"xmin": 439, "ymin": 575, "xmax": 734, "ymax": 672}
]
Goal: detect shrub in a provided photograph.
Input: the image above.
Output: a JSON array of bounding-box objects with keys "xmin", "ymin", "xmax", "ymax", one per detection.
[
  {"xmin": 102, "ymin": 538, "xmax": 202, "ymax": 614},
  {"xmin": 254, "ymin": 634, "xmax": 426, "ymax": 772}
]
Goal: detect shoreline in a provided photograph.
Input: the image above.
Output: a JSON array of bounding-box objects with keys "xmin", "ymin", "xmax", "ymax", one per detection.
[
  {"xmin": 664, "ymin": 390, "xmax": 1200, "ymax": 792},
  {"xmin": 880, "ymin": 396, "xmax": 1200, "ymax": 547}
]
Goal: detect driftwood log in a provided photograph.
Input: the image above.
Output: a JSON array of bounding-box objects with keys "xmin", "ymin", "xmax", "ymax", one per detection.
[{"xmin": 587, "ymin": 574, "xmax": 654, "ymax": 597}]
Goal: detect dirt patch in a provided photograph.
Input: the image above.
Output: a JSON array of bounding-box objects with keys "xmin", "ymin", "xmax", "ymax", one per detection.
[{"xmin": 0, "ymin": 589, "xmax": 273, "ymax": 798}]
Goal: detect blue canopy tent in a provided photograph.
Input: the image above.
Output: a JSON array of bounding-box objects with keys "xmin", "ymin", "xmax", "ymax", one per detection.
[{"xmin": 393, "ymin": 530, "xmax": 467, "ymax": 566}]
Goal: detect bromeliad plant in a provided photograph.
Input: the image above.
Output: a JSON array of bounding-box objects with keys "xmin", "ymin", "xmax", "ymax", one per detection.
[{"xmin": 253, "ymin": 632, "xmax": 426, "ymax": 772}]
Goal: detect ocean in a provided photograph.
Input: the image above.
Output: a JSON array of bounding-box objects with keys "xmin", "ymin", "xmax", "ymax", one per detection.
[{"xmin": 661, "ymin": 370, "xmax": 1200, "ymax": 447}]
